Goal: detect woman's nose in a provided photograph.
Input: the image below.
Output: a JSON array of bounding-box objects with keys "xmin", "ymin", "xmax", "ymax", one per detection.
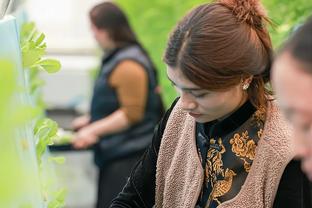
[{"xmin": 180, "ymin": 92, "xmax": 197, "ymax": 111}]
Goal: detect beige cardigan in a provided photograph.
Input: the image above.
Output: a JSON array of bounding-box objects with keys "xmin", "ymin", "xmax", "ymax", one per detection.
[{"xmin": 155, "ymin": 100, "xmax": 294, "ymax": 208}]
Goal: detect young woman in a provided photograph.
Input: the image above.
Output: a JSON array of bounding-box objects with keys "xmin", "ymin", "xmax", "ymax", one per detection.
[
  {"xmin": 272, "ymin": 17, "xmax": 312, "ymax": 180},
  {"xmin": 70, "ymin": 2, "xmax": 164, "ymax": 207},
  {"xmin": 110, "ymin": 0, "xmax": 311, "ymax": 207}
]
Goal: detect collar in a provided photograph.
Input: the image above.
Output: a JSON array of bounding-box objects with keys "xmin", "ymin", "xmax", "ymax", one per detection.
[{"xmin": 202, "ymin": 100, "xmax": 256, "ymax": 138}]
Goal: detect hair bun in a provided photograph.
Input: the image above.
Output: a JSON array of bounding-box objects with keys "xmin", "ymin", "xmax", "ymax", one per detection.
[{"xmin": 218, "ymin": 0, "xmax": 268, "ymax": 28}]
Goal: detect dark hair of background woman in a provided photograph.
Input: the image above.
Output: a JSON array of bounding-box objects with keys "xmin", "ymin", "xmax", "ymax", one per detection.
[
  {"xmin": 278, "ymin": 16, "xmax": 312, "ymax": 74},
  {"xmin": 89, "ymin": 2, "xmax": 160, "ymax": 83}
]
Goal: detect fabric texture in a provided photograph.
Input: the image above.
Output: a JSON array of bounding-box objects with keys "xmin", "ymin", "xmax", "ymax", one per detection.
[
  {"xmin": 155, "ymin": 100, "xmax": 294, "ymax": 208},
  {"xmin": 110, "ymin": 98, "xmax": 311, "ymax": 208}
]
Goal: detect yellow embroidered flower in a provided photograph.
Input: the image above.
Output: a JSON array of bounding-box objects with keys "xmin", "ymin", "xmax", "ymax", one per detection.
[{"xmin": 230, "ymin": 131, "xmax": 257, "ymax": 172}]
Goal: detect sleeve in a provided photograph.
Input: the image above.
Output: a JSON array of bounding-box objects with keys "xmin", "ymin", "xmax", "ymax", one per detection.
[
  {"xmin": 109, "ymin": 98, "xmax": 179, "ymax": 208},
  {"xmin": 273, "ymin": 160, "xmax": 312, "ymax": 208},
  {"xmin": 109, "ymin": 60, "xmax": 148, "ymax": 124}
]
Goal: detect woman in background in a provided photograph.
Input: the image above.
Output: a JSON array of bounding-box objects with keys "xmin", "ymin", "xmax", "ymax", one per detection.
[
  {"xmin": 71, "ymin": 2, "xmax": 164, "ymax": 207},
  {"xmin": 110, "ymin": 0, "xmax": 311, "ymax": 207}
]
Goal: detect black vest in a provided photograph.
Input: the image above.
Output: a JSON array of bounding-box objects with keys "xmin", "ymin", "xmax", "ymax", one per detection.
[{"xmin": 90, "ymin": 45, "xmax": 162, "ymax": 168}]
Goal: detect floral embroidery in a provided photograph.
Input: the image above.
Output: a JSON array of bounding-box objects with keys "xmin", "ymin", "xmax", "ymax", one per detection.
[{"xmin": 230, "ymin": 131, "xmax": 257, "ymax": 172}]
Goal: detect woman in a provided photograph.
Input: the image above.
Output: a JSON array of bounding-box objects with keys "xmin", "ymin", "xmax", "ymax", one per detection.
[
  {"xmin": 110, "ymin": 0, "xmax": 311, "ymax": 207},
  {"xmin": 272, "ymin": 17, "xmax": 312, "ymax": 180},
  {"xmin": 71, "ymin": 2, "xmax": 164, "ymax": 207}
]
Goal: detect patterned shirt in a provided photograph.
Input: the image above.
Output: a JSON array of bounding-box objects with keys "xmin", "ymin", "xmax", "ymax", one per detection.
[{"xmin": 196, "ymin": 101, "xmax": 265, "ymax": 208}]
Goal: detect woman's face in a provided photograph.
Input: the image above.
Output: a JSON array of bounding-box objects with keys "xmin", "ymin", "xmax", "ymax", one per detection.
[
  {"xmin": 272, "ymin": 52, "xmax": 312, "ymax": 158},
  {"xmin": 90, "ymin": 23, "xmax": 114, "ymax": 50},
  {"xmin": 167, "ymin": 66, "xmax": 248, "ymax": 123}
]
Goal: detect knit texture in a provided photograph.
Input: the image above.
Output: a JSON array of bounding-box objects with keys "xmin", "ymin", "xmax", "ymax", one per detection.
[{"xmin": 155, "ymin": 100, "xmax": 294, "ymax": 208}]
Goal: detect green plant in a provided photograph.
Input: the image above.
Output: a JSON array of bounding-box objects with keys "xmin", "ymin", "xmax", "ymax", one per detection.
[
  {"xmin": 0, "ymin": 59, "xmax": 42, "ymax": 208},
  {"xmin": 19, "ymin": 22, "xmax": 66, "ymax": 208}
]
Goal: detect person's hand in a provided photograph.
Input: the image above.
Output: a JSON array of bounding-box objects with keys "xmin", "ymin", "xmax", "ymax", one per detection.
[
  {"xmin": 71, "ymin": 115, "xmax": 90, "ymax": 131},
  {"xmin": 71, "ymin": 127, "xmax": 99, "ymax": 149}
]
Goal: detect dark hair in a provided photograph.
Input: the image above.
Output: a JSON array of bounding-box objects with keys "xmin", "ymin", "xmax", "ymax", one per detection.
[
  {"xmin": 89, "ymin": 2, "xmax": 138, "ymax": 47},
  {"xmin": 90, "ymin": 2, "xmax": 160, "ymax": 79},
  {"xmin": 164, "ymin": 0, "xmax": 273, "ymax": 111},
  {"xmin": 278, "ymin": 16, "xmax": 312, "ymax": 74}
]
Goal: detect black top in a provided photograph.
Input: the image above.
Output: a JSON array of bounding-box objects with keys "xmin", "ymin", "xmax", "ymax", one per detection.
[
  {"xmin": 196, "ymin": 100, "xmax": 259, "ymax": 207},
  {"xmin": 110, "ymin": 98, "xmax": 312, "ymax": 208}
]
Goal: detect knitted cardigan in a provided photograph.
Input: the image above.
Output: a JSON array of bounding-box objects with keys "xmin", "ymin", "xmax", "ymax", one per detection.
[{"xmin": 155, "ymin": 100, "xmax": 294, "ymax": 208}]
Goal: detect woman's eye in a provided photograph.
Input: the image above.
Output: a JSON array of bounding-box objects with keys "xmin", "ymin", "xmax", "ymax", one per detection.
[{"xmin": 193, "ymin": 93, "xmax": 207, "ymax": 98}]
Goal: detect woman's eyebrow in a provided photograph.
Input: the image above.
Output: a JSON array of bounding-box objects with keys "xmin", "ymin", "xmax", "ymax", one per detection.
[{"xmin": 167, "ymin": 76, "xmax": 202, "ymax": 91}]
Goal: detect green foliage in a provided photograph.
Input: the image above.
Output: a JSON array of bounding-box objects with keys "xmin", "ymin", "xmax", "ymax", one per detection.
[
  {"xmin": 0, "ymin": 60, "xmax": 39, "ymax": 208},
  {"xmin": 20, "ymin": 22, "xmax": 61, "ymax": 73},
  {"xmin": 116, "ymin": 0, "xmax": 312, "ymax": 107},
  {"xmin": 263, "ymin": 0, "xmax": 312, "ymax": 47},
  {"xmin": 34, "ymin": 118, "xmax": 59, "ymax": 165},
  {"xmin": 47, "ymin": 188, "xmax": 67, "ymax": 208},
  {"xmin": 49, "ymin": 156, "xmax": 66, "ymax": 165},
  {"xmin": 0, "ymin": 60, "xmax": 16, "ymax": 104},
  {"xmin": 19, "ymin": 22, "xmax": 66, "ymax": 207}
]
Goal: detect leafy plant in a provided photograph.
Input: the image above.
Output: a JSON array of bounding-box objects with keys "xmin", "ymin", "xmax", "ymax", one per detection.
[
  {"xmin": 19, "ymin": 22, "xmax": 66, "ymax": 207},
  {"xmin": 34, "ymin": 118, "xmax": 59, "ymax": 165},
  {"xmin": 0, "ymin": 60, "xmax": 41, "ymax": 208},
  {"xmin": 20, "ymin": 22, "xmax": 61, "ymax": 73}
]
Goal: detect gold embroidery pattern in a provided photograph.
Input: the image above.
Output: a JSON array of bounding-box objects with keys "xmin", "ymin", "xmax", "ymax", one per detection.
[
  {"xmin": 258, "ymin": 128, "xmax": 263, "ymax": 139},
  {"xmin": 252, "ymin": 108, "xmax": 266, "ymax": 127},
  {"xmin": 207, "ymin": 168, "xmax": 237, "ymax": 207},
  {"xmin": 205, "ymin": 138, "xmax": 236, "ymax": 207},
  {"xmin": 229, "ymin": 131, "xmax": 257, "ymax": 172}
]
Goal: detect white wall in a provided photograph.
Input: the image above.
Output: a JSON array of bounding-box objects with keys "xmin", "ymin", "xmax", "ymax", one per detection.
[
  {"xmin": 25, "ymin": 0, "xmax": 106, "ymax": 53},
  {"xmin": 24, "ymin": 0, "xmax": 109, "ymax": 112}
]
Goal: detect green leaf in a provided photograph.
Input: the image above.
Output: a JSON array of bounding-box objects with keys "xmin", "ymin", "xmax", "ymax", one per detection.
[
  {"xmin": 20, "ymin": 22, "xmax": 36, "ymax": 44},
  {"xmin": 35, "ymin": 33, "xmax": 46, "ymax": 47},
  {"xmin": 22, "ymin": 47, "xmax": 45, "ymax": 68},
  {"xmin": 49, "ymin": 156, "xmax": 66, "ymax": 164},
  {"xmin": 47, "ymin": 188, "xmax": 67, "ymax": 208},
  {"xmin": 36, "ymin": 59, "xmax": 61, "ymax": 73},
  {"xmin": 0, "ymin": 60, "xmax": 16, "ymax": 103},
  {"xmin": 35, "ymin": 118, "xmax": 59, "ymax": 163},
  {"xmin": 34, "ymin": 118, "xmax": 58, "ymax": 138},
  {"xmin": 30, "ymin": 78, "xmax": 45, "ymax": 94}
]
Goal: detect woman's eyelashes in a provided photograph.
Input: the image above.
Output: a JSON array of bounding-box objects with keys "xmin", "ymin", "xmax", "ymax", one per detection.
[{"xmin": 191, "ymin": 92, "xmax": 207, "ymax": 98}]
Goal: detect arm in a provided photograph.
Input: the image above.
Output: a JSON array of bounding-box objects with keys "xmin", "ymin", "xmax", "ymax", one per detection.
[
  {"xmin": 71, "ymin": 114, "xmax": 90, "ymax": 131},
  {"xmin": 109, "ymin": 98, "xmax": 179, "ymax": 207},
  {"xmin": 72, "ymin": 60, "xmax": 148, "ymax": 148}
]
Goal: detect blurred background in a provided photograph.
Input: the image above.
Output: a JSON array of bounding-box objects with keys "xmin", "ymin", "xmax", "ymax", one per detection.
[
  {"xmin": 14, "ymin": 0, "xmax": 312, "ymax": 112},
  {"xmin": 4, "ymin": 0, "xmax": 312, "ymax": 207}
]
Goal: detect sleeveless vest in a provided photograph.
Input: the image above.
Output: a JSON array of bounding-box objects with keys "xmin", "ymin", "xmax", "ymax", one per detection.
[
  {"xmin": 155, "ymin": 100, "xmax": 294, "ymax": 208},
  {"xmin": 90, "ymin": 45, "xmax": 162, "ymax": 168}
]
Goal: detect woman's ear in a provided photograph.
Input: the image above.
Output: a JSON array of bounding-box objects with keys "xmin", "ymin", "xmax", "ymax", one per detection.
[{"xmin": 241, "ymin": 75, "xmax": 253, "ymax": 90}]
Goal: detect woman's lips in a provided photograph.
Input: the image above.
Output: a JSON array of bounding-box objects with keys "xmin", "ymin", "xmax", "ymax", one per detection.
[{"xmin": 189, "ymin": 112, "xmax": 202, "ymax": 118}]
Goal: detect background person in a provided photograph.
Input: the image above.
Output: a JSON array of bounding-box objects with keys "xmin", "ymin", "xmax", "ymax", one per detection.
[
  {"xmin": 71, "ymin": 2, "xmax": 164, "ymax": 207},
  {"xmin": 272, "ymin": 16, "xmax": 312, "ymax": 180}
]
